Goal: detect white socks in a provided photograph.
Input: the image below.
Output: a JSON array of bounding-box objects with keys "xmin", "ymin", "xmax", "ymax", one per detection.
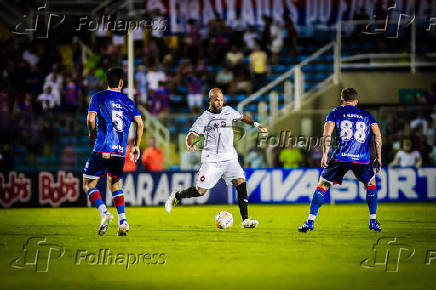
[
  {"xmin": 98, "ymin": 205, "xmax": 108, "ymax": 218},
  {"xmin": 118, "ymin": 213, "xmax": 126, "ymax": 224}
]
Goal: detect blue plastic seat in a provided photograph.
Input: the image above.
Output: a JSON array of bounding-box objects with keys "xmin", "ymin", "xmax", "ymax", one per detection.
[{"xmin": 175, "ymin": 116, "xmax": 188, "ymax": 123}]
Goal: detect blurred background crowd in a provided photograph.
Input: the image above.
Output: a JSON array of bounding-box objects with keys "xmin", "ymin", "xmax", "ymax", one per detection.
[{"xmin": 0, "ymin": 1, "xmax": 435, "ymax": 173}]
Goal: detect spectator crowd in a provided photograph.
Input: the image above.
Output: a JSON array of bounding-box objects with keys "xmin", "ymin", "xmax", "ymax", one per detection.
[{"xmin": 0, "ymin": 5, "xmax": 435, "ymax": 171}]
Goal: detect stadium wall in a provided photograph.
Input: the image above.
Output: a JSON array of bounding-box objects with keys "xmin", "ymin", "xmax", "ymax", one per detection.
[
  {"xmin": 338, "ymin": 72, "xmax": 436, "ymax": 104},
  {"xmin": 1, "ymin": 168, "xmax": 435, "ymax": 207}
]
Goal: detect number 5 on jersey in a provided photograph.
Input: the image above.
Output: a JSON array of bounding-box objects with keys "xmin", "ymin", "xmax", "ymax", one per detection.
[{"xmin": 112, "ymin": 110, "xmax": 123, "ymax": 132}]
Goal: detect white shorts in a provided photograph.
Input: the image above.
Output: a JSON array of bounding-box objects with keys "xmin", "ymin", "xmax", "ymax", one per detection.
[{"xmin": 196, "ymin": 159, "xmax": 245, "ymax": 189}]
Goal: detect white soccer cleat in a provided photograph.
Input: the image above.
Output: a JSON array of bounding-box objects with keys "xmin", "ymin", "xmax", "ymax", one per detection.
[
  {"xmin": 241, "ymin": 218, "xmax": 259, "ymax": 228},
  {"xmin": 98, "ymin": 212, "xmax": 114, "ymax": 236},
  {"xmin": 165, "ymin": 191, "xmax": 179, "ymax": 213},
  {"xmin": 118, "ymin": 220, "xmax": 129, "ymax": 236}
]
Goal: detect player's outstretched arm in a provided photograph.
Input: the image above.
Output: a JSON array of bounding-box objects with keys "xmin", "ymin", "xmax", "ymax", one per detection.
[
  {"xmin": 321, "ymin": 122, "xmax": 335, "ymax": 168},
  {"xmin": 186, "ymin": 132, "xmax": 198, "ymax": 152},
  {"xmin": 130, "ymin": 116, "xmax": 143, "ymax": 162},
  {"xmin": 370, "ymin": 124, "xmax": 382, "ymax": 173},
  {"xmin": 241, "ymin": 114, "xmax": 268, "ymax": 133}
]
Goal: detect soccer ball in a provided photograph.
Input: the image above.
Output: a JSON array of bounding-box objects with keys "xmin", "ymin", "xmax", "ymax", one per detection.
[{"xmin": 215, "ymin": 211, "xmax": 233, "ymax": 229}]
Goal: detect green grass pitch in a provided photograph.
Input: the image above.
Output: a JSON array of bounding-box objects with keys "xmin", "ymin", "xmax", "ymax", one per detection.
[{"xmin": 0, "ymin": 203, "xmax": 435, "ymax": 290}]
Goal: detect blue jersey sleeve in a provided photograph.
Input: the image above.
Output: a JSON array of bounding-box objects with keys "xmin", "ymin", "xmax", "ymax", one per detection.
[
  {"xmin": 132, "ymin": 105, "xmax": 141, "ymax": 120},
  {"xmin": 326, "ymin": 109, "xmax": 336, "ymax": 123},
  {"xmin": 368, "ymin": 113, "xmax": 377, "ymax": 126},
  {"xmin": 88, "ymin": 94, "xmax": 98, "ymax": 113}
]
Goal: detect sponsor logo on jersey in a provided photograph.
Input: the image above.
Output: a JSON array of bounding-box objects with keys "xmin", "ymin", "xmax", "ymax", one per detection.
[
  {"xmin": 341, "ymin": 152, "xmax": 360, "ymax": 158},
  {"xmin": 111, "ymin": 145, "xmax": 124, "ymax": 153},
  {"xmin": 112, "ymin": 103, "xmax": 122, "ymax": 109}
]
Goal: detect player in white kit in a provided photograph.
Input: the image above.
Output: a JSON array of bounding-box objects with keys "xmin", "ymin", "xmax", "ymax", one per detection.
[{"xmin": 165, "ymin": 88, "xmax": 268, "ymax": 228}]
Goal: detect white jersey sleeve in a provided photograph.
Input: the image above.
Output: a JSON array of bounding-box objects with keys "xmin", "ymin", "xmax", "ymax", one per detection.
[
  {"xmin": 189, "ymin": 113, "xmax": 208, "ymax": 135},
  {"xmin": 227, "ymin": 106, "xmax": 243, "ymax": 121}
]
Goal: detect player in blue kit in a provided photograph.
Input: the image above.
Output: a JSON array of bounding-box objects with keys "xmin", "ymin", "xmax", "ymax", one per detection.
[
  {"xmin": 82, "ymin": 67, "xmax": 144, "ymax": 236},
  {"xmin": 298, "ymin": 88, "xmax": 383, "ymax": 232}
]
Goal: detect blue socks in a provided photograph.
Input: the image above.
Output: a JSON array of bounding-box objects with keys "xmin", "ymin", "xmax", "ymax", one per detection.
[
  {"xmin": 306, "ymin": 183, "xmax": 378, "ymax": 224},
  {"xmin": 112, "ymin": 189, "xmax": 126, "ymax": 225},
  {"xmin": 88, "ymin": 188, "xmax": 108, "ymax": 218},
  {"xmin": 366, "ymin": 185, "xmax": 378, "ymax": 220},
  {"xmin": 308, "ymin": 187, "xmax": 327, "ymax": 222}
]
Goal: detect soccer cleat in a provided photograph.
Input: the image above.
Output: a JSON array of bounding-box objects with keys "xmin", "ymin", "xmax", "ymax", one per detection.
[
  {"xmin": 241, "ymin": 218, "xmax": 259, "ymax": 228},
  {"xmin": 298, "ymin": 221, "xmax": 314, "ymax": 232},
  {"xmin": 165, "ymin": 191, "xmax": 179, "ymax": 213},
  {"xmin": 118, "ymin": 220, "xmax": 129, "ymax": 236},
  {"xmin": 98, "ymin": 212, "xmax": 114, "ymax": 236},
  {"xmin": 369, "ymin": 219, "xmax": 382, "ymax": 232}
]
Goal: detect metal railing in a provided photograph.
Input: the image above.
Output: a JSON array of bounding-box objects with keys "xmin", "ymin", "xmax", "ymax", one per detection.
[
  {"xmin": 236, "ymin": 42, "xmax": 338, "ymax": 153},
  {"xmin": 238, "ymin": 42, "xmax": 338, "ymax": 114},
  {"xmin": 137, "ymin": 105, "xmax": 171, "ymax": 168},
  {"xmin": 336, "ymin": 20, "xmax": 436, "ymax": 72}
]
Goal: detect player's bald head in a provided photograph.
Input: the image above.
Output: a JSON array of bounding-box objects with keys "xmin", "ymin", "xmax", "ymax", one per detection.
[
  {"xmin": 208, "ymin": 88, "xmax": 223, "ymax": 101},
  {"xmin": 208, "ymin": 88, "xmax": 224, "ymax": 113}
]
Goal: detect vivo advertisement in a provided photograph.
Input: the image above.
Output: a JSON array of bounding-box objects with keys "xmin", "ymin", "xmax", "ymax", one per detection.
[{"xmin": 1, "ymin": 168, "xmax": 435, "ymax": 208}]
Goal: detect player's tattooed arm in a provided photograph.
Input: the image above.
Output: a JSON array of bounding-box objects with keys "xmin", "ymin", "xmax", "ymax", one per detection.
[
  {"xmin": 370, "ymin": 124, "xmax": 382, "ymax": 173},
  {"xmin": 321, "ymin": 122, "xmax": 335, "ymax": 168},
  {"xmin": 130, "ymin": 116, "xmax": 143, "ymax": 162},
  {"xmin": 241, "ymin": 114, "xmax": 268, "ymax": 133},
  {"xmin": 87, "ymin": 111, "xmax": 97, "ymax": 147},
  {"xmin": 186, "ymin": 132, "xmax": 198, "ymax": 152}
]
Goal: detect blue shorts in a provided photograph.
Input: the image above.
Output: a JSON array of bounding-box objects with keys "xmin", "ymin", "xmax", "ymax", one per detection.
[
  {"xmin": 83, "ymin": 151, "xmax": 125, "ymax": 180},
  {"xmin": 320, "ymin": 160, "xmax": 375, "ymax": 185}
]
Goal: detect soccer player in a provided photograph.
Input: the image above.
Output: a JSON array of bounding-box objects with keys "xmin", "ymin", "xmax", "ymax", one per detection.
[
  {"xmin": 82, "ymin": 67, "xmax": 143, "ymax": 236},
  {"xmin": 298, "ymin": 88, "xmax": 382, "ymax": 232},
  {"xmin": 165, "ymin": 88, "xmax": 268, "ymax": 228}
]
